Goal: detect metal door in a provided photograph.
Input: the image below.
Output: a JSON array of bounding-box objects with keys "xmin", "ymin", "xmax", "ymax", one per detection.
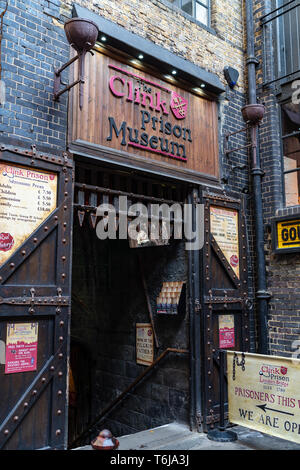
[
  {"xmin": 200, "ymin": 187, "xmax": 251, "ymax": 431},
  {"xmin": 0, "ymin": 144, "xmax": 73, "ymax": 450}
]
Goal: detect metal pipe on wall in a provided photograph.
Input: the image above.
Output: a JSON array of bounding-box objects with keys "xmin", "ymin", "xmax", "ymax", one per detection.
[{"xmin": 245, "ymin": 0, "xmax": 269, "ymax": 354}]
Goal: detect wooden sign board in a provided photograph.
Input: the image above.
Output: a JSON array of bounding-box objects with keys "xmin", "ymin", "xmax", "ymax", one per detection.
[
  {"xmin": 69, "ymin": 48, "xmax": 219, "ymax": 182},
  {"xmin": 272, "ymin": 217, "xmax": 300, "ymax": 253},
  {"xmin": 227, "ymin": 351, "xmax": 300, "ymax": 444},
  {"xmin": 136, "ymin": 323, "xmax": 154, "ymax": 366},
  {"xmin": 0, "ymin": 162, "xmax": 57, "ymax": 265},
  {"xmin": 210, "ymin": 206, "xmax": 240, "ymax": 277}
]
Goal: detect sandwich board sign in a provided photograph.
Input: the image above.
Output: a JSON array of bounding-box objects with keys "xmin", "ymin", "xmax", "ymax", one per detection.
[{"xmin": 227, "ymin": 351, "xmax": 300, "ymax": 444}]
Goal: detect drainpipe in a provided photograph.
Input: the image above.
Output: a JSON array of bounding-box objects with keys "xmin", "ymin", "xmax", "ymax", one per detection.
[{"xmin": 245, "ymin": 0, "xmax": 270, "ymax": 355}]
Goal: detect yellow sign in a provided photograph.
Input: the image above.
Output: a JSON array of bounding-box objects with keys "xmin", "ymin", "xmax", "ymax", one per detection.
[
  {"xmin": 210, "ymin": 206, "xmax": 240, "ymax": 277},
  {"xmin": 0, "ymin": 163, "xmax": 57, "ymax": 265},
  {"xmin": 276, "ymin": 219, "xmax": 300, "ymax": 250},
  {"xmin": 136, "ymin": 323, "xmax": 154, "ymax": 366},
  {"xmin": 227, "ymin": 351, "xmax": 300, "ymax": 444}
]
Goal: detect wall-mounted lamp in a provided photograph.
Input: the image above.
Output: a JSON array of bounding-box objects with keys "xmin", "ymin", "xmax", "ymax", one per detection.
[{"xmin": 53, "ymin": 18, "xmax": 99, "ymax": 109}]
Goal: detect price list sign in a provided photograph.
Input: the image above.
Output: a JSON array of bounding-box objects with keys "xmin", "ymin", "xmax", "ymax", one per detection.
[{"xmin": 0, "ymin": 163, "xmax": 57, "ymax": 265}]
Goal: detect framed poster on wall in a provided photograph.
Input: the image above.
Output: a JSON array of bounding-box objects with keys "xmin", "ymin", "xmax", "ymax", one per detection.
[{"xmin": 136, "ymin": 323, "xmax": 154, "ymax": 366}]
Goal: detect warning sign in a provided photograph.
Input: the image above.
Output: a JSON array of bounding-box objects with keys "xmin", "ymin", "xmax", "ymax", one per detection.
[
  {"xmin": 227, "ymin": 351, "xmax": 300, "ymax": 444},
  {"xmin": 5, "ymin": 323, "xmax": 38, "ymax": 374}
]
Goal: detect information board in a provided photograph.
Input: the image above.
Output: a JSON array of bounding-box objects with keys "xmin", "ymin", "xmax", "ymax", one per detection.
[
  {"xmin": 5, "ymin": 323, "xmax": 38, "ymax": 374},
  {"xmin": 0, "ymin": 163, "xmax": 57, "ymax": 265},
  {"xmin": 210, "ymin": 206, "xmax": 240, "ymax": 277},
  {"xmin": 227, "ymin": 351, "xmax": 300, "ymax": 444},
  {"xmin": 219, "ymin": 315, "xmax": 235, "ymax": 349},
  {"xmin": 136, "ymin": 323, "xmax": 154, "ymax": 366}
]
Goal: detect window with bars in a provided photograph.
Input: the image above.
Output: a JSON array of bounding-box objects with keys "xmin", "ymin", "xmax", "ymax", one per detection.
[
  {"xmin": 281, "ymin": 100, "xmax": 300, "ymax": 206},
  {"xmin": 168, "ymin": 0, "xmax": 210, "ymax": 26}
]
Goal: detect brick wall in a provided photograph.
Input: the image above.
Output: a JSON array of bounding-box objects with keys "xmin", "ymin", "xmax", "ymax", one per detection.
[
  {"xmin": 0, "ymin": 0, "xmax": 70, "ymax": 150},
  {"xmin": 253, "ymin": 0, "xmax": 300, "ymax": 357}
]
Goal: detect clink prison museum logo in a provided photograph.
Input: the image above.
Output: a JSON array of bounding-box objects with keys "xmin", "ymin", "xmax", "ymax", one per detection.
[
  {"xmin": 259, "ymin": 364, "xmax": 290, "ymax": 388},
  {"xmin": 106, "ymin": 64, "xmax": 191, "ymax": 162},
  {"xmin": 96, "ymin": 64, "xmax": 203, "ymax": 250}
]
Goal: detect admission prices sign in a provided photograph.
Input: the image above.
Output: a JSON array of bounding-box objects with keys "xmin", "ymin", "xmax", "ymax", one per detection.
[
  {"xmin": 227, "ymin": 351, "xmax": 300, "ymax": 444},
  {"xmin": 0, "ymin": 163, "xmax": 57, "ymax": 265}
]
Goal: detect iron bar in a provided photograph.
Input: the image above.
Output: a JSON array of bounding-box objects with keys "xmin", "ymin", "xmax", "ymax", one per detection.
[
  {"xmin": 73, "ymin": 204, "xmax": 183, "ymax": 224},
  {"xmin": 225, "ymin": 143, "xmax": 252, "ymax": 155},
  {"xmin": 282, "ymin": 130, "xmax": 300, "ymax": 140},
  {"xmin": 260, "ymin": 0, "xmax": 297, "ymax": 22},
  {"xmin": 261, "ymin": 0, "xmax": 300, "ymax": 25},
  {"xmin": 54, "ymin": 54, "xmax": 80, "ymax": 77},
  {"xmin": 54, "ymin": 78, "xmax": 82, "ymax": 101},
  {"xmin": 262, "ymin": 70, "xmax": 300, "ymax": 87},
  {"xmin": 261, "ymin": 1, "xmax": 300, "ymax": 86},
  {"xmin": 74, "ymin": 182, "xmax": 183, "ymax": 206},
  {"xmin": 284, "ymin": 167, "xmax": 300, "ymax": 174}
]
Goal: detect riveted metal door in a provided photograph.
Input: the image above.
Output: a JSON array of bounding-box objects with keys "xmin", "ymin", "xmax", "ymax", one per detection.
[
  {"xmin": 0, "ymin": 145, "xmax": 73, "ymax": 450},
  {"xmin": 200, "ymin": 187, "xmax": 251, "ymax": 431}
]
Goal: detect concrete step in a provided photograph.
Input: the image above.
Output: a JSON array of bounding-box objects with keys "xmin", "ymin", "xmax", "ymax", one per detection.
[
  {"xmin": 118, "ymin": 423, "xmax": 200, "ymax": 451},
  {"xmin": 74, "ymin": 422, "xmax": 300, "ymax": 451}
]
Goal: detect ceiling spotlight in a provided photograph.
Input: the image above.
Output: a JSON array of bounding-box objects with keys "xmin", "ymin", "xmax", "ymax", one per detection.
[
  {"xmin": 138, "ymin": 54, "xmax": 144, "ymax": 60},
  {"xmin": 171, "ymin": 70, "xmax": 177, "ymax": 75},
  {"xmin": 200, "ymin": 83, "xmax": 206, "ymax": 88},
  {"xmin": 101, "ymin": 35, "xmax": 107, "ymax": 42}
]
